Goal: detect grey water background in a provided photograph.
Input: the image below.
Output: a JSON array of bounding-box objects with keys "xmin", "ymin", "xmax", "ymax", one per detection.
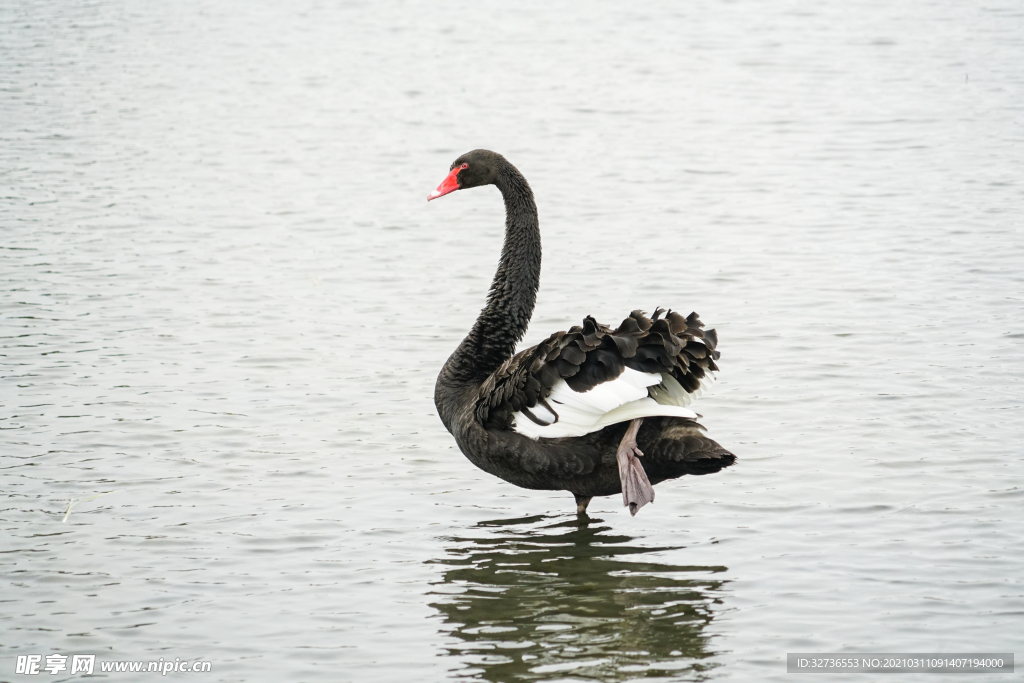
[{"xmin": 2, "ymin": 0, "xmax": 1023, "ymax": 681}]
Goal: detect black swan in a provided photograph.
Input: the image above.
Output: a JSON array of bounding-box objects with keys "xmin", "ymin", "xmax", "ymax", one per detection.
[{"xmin": 428, "ymin": 150, "xmax": 735, "ymax": 516}]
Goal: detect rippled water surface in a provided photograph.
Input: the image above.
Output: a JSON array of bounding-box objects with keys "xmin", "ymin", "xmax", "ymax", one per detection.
[{"xmin": 3, "ymin": 1, "xmax": 1023, "ymax": 681}]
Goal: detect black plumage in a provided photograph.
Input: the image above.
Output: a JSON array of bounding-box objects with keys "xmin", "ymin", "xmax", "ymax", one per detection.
[{"xmin": 431, "ymin": 150, "xmax": 735, "ymax": 513}]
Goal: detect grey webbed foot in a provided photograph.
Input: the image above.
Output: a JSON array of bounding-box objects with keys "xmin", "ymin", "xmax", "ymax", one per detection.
[{"xmin": 616, "ymin": 418, "xmax": 655, "ymax": 516}]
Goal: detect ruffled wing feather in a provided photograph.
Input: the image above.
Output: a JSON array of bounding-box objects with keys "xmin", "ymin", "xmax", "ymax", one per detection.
[{"xmin": 475, "ymin": 308, "xmax": 720, "ymax": 436}]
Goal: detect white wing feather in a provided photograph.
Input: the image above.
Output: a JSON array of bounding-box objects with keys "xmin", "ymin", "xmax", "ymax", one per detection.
[{"xmin": 512, "ymin": 367, "xmax": 701, "ymax": 440}]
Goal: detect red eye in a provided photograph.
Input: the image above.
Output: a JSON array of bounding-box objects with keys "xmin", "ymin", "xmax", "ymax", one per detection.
[{"xmin": 461, "ymin": 163, "xmax": 468, "ymax": 169}]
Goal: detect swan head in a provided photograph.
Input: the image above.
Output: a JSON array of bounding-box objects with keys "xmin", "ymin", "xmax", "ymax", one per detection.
[{"xmin": 427, "ymin": 149, "xmax": 505, "ymax": 201}]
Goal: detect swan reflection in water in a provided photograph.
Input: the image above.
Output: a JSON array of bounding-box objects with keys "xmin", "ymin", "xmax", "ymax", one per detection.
[{"xmin": 428, "ymin": 515, "xmax": 729, "ymax": 682}]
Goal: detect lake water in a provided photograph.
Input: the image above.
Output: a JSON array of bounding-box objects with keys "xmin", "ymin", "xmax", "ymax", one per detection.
[{"xmin": 2, "ymin": 1, "xmax": 1022, "ymax": 681}]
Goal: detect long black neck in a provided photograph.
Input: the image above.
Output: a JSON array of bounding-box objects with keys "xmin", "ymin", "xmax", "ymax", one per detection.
[{"xmin": 441, "ymin": 162, "xmax": 540, "ymax": 387}]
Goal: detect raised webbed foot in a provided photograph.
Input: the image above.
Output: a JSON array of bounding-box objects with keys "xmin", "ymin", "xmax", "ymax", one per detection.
[{"xmin": 616, "ymin": 418, "xmax": 654, "ymax": 516}]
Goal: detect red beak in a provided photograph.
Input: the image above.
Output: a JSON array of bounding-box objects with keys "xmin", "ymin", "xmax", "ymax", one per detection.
[{"xmin": 428, "ymin": 166, "xmax": 462, "ymax": 201}]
